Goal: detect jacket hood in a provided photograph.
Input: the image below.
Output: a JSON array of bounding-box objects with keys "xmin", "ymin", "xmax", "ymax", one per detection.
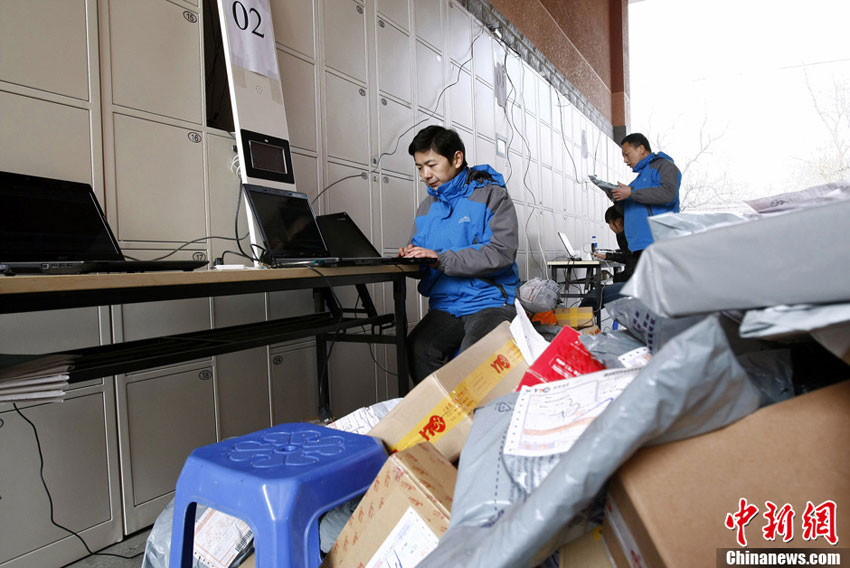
[
  {"xmin": 427, "ymin": 164, "xmax": 506, "ymax": 201},
  {"xmin": 633, "ymin": 151, "xmax": 675, "ymax": 172}
]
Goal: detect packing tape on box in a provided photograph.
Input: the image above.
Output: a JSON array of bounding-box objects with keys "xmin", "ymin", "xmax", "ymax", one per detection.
[{"xmin": 390, "ymin": 340, "xmax": 525, "ymax": 453}]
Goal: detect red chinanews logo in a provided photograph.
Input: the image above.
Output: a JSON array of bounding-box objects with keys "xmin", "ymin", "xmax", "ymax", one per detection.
[
  {"xmin": 490, "ymin": 353, "xmax": 511, "ymax": 373},
  {"xmin": 418, "ymin": 415, "xmax": 446, "ymax": 441}
]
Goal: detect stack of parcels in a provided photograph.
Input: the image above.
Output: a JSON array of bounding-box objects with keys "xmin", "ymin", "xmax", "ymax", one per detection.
[{"xmin": 0, "ymin": 353, "xmax": 74, "ymax": 404}]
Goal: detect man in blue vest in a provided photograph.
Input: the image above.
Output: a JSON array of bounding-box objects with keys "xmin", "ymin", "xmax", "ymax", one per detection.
[
  {"xmin": 611, "ymin": 133, "xmax": 682, "ymax": 260},
  {"xmin": 398, "ymin": 126, "xmax": 520, "ymax": 384}
]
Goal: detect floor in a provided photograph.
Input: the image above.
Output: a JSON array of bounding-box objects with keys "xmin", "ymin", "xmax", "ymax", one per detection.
[{"xmin": 64, "ymin": 529, "xmax": 150, "ymax": 568}]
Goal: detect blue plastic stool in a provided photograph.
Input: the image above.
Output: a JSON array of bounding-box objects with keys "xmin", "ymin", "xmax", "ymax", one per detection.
[{"xmin": 169, "ymin": 423, "xmax": 386, "ymax": 568}]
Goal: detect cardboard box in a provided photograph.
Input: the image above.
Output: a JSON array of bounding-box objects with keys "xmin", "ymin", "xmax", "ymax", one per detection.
[
  {"xmin": 604, "ymin": 380, "xmax": 850, "ymax": 568},
  {"xmin": 369, "ymin": 321, "xmax": 527, "ymax": 462},
  {"xmin": 321, "ymin": 442, "xmax": 457, "ymax": 568},
  {"xmin": 559, "ymin": 526, "xmax": 615, "ymax": 568},
  {"xmin": 555, "ymin": 307, "xmax": 595, "ymax": 329}
]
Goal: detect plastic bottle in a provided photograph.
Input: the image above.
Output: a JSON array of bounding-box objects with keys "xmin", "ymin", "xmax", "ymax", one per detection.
[{"xmin": 591, "ymin": 235, "xmax": 598, "ymax": 254}]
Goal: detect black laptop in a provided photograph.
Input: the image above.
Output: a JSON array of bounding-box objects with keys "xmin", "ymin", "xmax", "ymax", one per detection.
[
  {"xmin": 243, "ymin": 184, "xmax": 433, "ymax": 267},
  {"xmin": 0, "ymin": 171, "xmax": 208, "ymax": 275},
  {"xmin": 317, "ymin": 212, "xmax": 435, "ymax": 266}
]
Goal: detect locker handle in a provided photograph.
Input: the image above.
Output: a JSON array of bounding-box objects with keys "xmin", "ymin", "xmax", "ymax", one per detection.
[
  {"xmin": 199, "ymin": 370, "xmax": 213, "ymax": 381},
  {"xmin": 273, "ymin": 355, "xmax": 283, "ymax": 365}
]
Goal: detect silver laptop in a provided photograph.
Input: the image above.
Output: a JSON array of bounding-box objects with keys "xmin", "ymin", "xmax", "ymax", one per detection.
[{"xmin": 557, "ymin": 231, "xmax": 583, "ymax": 260}]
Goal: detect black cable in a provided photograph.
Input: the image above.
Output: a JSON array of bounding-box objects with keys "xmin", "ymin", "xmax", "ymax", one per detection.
[
  {"xmin": 12, "ymin": 404, "xmax": 145, "ymax": 561},
  {"xmin": 143, "ymin": 234, "xmax": 251, "ymax": 262}
]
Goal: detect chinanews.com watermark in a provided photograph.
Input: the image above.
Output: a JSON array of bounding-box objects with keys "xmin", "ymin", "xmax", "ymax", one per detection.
[{"xmin": 717, "ymin": 498, "xmax": 843, "ymax": 567}]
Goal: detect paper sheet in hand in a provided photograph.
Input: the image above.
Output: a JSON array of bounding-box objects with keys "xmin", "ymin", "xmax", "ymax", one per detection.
[
  {"xmin": 588, "ymin": 175, "xmax": 617, "ymax": 201},
  {"xmin": 504, "ymin": 367, "xmax": 639, "ymax": 457}
]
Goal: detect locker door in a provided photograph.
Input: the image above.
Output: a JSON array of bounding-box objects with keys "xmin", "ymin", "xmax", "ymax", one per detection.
[
  {"xmin": 473, "ymin": 79, "xmax": 495, "ymax": 141},
  {"xmin": 270, "ymin": 344, "xmax": 319, "ymax": 423},
  {"xmin": 552, "ymin": 170, "xmax": 564, "ymax": 214},
  {"xmin": 475, "ymin": 136, "xmax": 496, "ymax": 171},
  {"xmin": 524, "ymin": 111, "xmax": 539, "ymax": 163},
  {"xmin": 323, "ymin": 0, "xmax": 367, "ymax": 82},
  {"xmin": 0, "ymin": 92, "xmax": 92, "ymax": 185},
  {"xmin": 112, "ymin": 113, "xmax": 206, "ymax": 242},
  {"xmin": 449, "ymin": 67, "xmax": 473, "ymax": 131},
  {"xmin": 108, "ymin": 0, "xmax": 202, "ymax": 124},
  {"xmin": 329, "ymin": 343, "xmax": 377, "ymax": 417},
  {"xmin": 376, "ymin": 17, "xmax": 412, "ymax": 103},
  {"xmin": 521, "ymin": 63, "xmax": 536, "ymax": 116},
  {"xmin": 118, "ymin": 296, "xmax": 211, "ymax": 344},
  {"xmin": 278, "ymin": 50, "xmax": 318, "ymax": 153},
  {"xmin": 270, "ymin": 0, "xmax": 315, "ymax": 58},
  {"xmin": 326, "ymin": 162, "xmax": 371, "ymax": 238},
  {"xmin": 415, "ymin": 41, "xmax": 444, "ymax": 116},
  {"xmin": 447, "ymin": 2, "xmax": 470, "ymax": 64},
  {"xmin": 0, "ymin": 390, "xmax": 120, "ymax": 565},
  {"xmin": 380, "ymin": 174, "xmax": 415, "ymax": 249},
  {"xmin": 537, "ymin": 76, "xmax": 551, "ymax": 126},
  {"xmin": 541, "ymin": 166, "xmax": 553, "ymax": 210},
  {"xmin": 216, "ymin": 348, "xmax": 271, "ymax": 439},
  {"xmin": 0, "ymin": 307, "xmax": 102, "ymax": 355},
  {"xmin": 291, "ymin": 151, "xmax": 320, "ymax": 205},
  {"xmin": 377, "ymin": 96, "xmax": 415, "ymax": 177},
  {"xmin": 118, "ymin": 363, "xmax": 217, "ymax": 532},
  {"xmin": 0, "ymin": 0, "xmax": 90, "ymax": 100},
  {"xmin": 540, "ymin": 123, "xmax": 553, "ymax": 168},
  {"xmin": 473, "ymin": 34, "xmax": 494, "ymax": 86},
  {"xmin": 325, "ymin": 72, "xmax": 370, "ymax": 165},
  {"xmin": 413, "ymin": 0, "xmax": 441, "ymax": 49},
  {"xmin": 377, "ymin": 0, "xmax": 409, "ymax": 30}
]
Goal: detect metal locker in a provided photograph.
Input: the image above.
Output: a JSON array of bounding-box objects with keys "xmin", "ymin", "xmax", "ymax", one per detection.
[
  {"xmin": 108, "ymin": 0, "xmax": 202, "ymax": 124},
  {"xmin": 473, "ymin": 34, "xmax": 494, "ymax": 86},
  {"xmin": 541, "ymin": 166, "xmax": 553, "ymax": 209},
  {"xmin": 323, "ymin": 0, "xmax": 367, "ymax": 82},
  {"xmin": 324, "ymin": 72, "xmax": 370, "ymax": 165},
  {"xmin": 326, "ymin": 162, "xmax": 371, "ymax": 238},
  {"xmin": 507, "ymin": 150, "xmax": 524, "ymax": 203},
  {"xmin": 475, "ymin": 136, "xmax": 496, "ymax": 170},
  {"xmin": 415, "ymin": 41, "xmax": 444, "ymax": 116},
  {"xmin": 215, "ymin": 348, "xmax": 271, "ymax": 439},
  {"xmin": 377, "ymin": 0, "xmax": 409, "ymax": 31},
  {"xmin": 552, "ymin": 170, "xmax": 564, "ymax": 214},
  {"xmin": 449, "ymin": 66, "xmax": 473, "ymax": 130},
  {"xmin": 117, "ymin": 295, "xmax": 211, "ymax": 343},
  {"xmin": 270, "ymin": 343, "xmax": 319, "ymax": 423},
  {"xmin": 329, "ymin": 342, "xmax": 377, "ymax": 418},
  {"xmin": 523, "ymin": 111, "xmax": 539, "ymax": 161},
  {"xmin": 291, "ymin": 151, "xmax": 320, "ymax": 204},
  {"xmin": 537, "ymin": 76, "xmax": 551, "ymax": 126},
  {"xmin": 118, "ymin": 362, "xmax": 217, "ymax": 533},
  {"xmin": 278, "ymin": 50, "xmax": 318, "ymax": 153},
  {"xmin": 540, "ymin": 123, "xmax": 553, "ymax": 168},
  {"xmin": 521, "ymin": 62, "xmax": 537, "ymax": 115},
  {"xmin": 553, "ymin": 127, "xmax": 565, "ymax": 173},
  {"xmin": 377, "ymin": 96, "xmax": 415, "ymax": 177},
  {"xmin": 0, "ymin": 390, "xmax": 121, "ymax": 567},
  {"xmin": 270, "ymin": 0, "xmax": 315, "ymax": 58},
  {"xmin": 413, "ymin": 0, "xmax": 441, "ymax": 49},
  {"xmin": 473, "ymin": 79, "xmax": 496, "ymax": 141},
  {"xmin": 0, "ymin": 0, "xmax": 90, "ymax": 101},
  {"xmin": 380, "ymin": 174, "xmax": 415, "ymax": 249},
  {"xmin": 447, "ymin": 2, "xmax": 470, "ymax": 65},
  {"xmin": 112, "ymin": 113, "xmax": 207, "ymax": 242},
  {"xmin": 0, "ymin": 92, "xmax": 92, "ymax": 185},
  {"xmin": 376, "ymin": 17, "xmax": 412, "ymax": 104},
  {"xmin": 0, "ymin": 307, "xmax": 103, "ymax": 355}
]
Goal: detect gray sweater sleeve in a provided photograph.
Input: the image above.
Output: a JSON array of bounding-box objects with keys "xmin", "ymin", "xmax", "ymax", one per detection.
[
  {"xmin": 438, "ymin": 185, "xmax": 519, "ymax": 277},
  {"xmin": 630, "ymin": 159, "xmax": 680, "ymax": 205}
]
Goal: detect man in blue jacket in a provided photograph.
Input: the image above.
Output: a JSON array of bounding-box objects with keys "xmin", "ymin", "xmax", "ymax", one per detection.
[
  {"xmin": 399, "ymin": 126, "xmax": 520, "ymax": 384},
  {"xmin": 611, "ymin": 133, "xmax": 682, "ymax": 258}
]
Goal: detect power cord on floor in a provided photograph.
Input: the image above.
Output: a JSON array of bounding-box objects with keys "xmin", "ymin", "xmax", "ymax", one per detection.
[{"xmin": 12, "ymin": 404, "xmax": 146, "ymax": 561}]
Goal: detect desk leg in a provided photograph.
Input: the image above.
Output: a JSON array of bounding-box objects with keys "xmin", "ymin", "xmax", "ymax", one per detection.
[
  {"xmin": 316, "ymin": 333, "xmax": 331, "ymax": 421},
  {"xmin": 393, "ymin": 277, "xmax": 410, "ymax": 396}
]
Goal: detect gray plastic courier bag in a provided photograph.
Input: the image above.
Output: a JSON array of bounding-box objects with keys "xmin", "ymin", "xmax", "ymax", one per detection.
[
  {"xmin": 579, "ymin": 329, "xmax": 646, "ymax": 367},
  {"xmin": 740, "ymin": 302, "xmax": 850, "ymax": 339},
  {"xmin": 605, "ymin": 296, "xmax": 704, "ymax": 353},
  {"xmin": 648, "ymin": 210, "xmax": 749, "ymax": 242},
  {"xmin": 622, "ymin": 199, "xmax": 850, "ymax": 317},
  {"xmin": 418, "ymin": 316, "xmax": 761, "ymax": 568}
]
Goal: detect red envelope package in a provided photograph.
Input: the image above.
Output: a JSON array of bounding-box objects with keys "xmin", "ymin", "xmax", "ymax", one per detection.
[{"xmin": 515, "ymin": 325, "xmax": 606, "ymax": 390}]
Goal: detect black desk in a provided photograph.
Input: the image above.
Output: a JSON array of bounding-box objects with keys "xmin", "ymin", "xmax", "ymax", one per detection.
[
  {"xmin": 547, "ymin": 259, "xmax": 605, "ymax": 327},
  {"xmin": 0, "ymin": 266, "xmax": 416, "ymax": 418}
]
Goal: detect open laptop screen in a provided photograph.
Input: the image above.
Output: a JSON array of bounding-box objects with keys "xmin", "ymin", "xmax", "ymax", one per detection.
[
  {"xmin": 243, "ymin": 185, "xmax": 329, "ymax": 260},
  {"xmin": 0, "ymin": 171, "xmax": 123, "ymax": 262}
]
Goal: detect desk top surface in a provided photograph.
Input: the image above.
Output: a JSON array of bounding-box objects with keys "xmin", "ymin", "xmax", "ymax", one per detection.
[
  {"xmin": 547, "ymin": 259, "xmax": 602, "ymax": 267},
  {"xmin": 0, "ymin": 264, "xmax": 419, "ymax": 296}
]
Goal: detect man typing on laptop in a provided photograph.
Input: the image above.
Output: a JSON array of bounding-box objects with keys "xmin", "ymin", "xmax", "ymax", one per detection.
[{"xmin": 399, "ymin": 126, "xmax": 520, "ymax": 384}]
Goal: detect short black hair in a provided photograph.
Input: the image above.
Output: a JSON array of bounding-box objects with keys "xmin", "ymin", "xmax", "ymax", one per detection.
[
  {"xmin": 408, "ymin": 125, "xmax": 468, "ymax": 169},
  {"xmin": 604, "ymin": 205, "xmax": 624, "ymax": 223},
  {"xmin": 620, "ymin": 133, "xmax": 651, "ymax": 154}
]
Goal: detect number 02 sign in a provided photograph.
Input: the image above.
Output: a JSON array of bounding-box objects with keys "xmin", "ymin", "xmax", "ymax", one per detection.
[{"xmin": 223, "ymin": 0, "xmax": 279, "ymax": 80}]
